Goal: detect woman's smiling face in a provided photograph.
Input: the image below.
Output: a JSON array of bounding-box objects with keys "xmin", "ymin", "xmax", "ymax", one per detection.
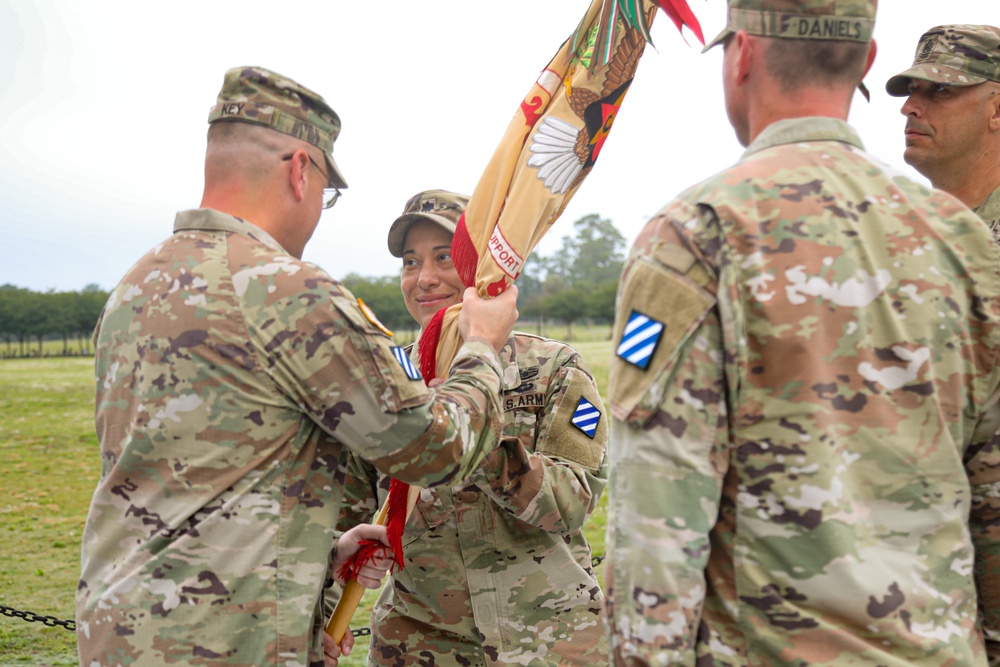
[{"xmin": 400, "ymin": 219, "xmax": 464, "ymax": 329}]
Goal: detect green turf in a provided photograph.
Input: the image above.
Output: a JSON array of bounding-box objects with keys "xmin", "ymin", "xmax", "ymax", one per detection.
[
  {"xmin": 0, "ymin": 359, "xmax": 97, "ymax": 666},
  {"xmin": 0, "ymin": 336, "xmax": 612, "ymax": 666}
]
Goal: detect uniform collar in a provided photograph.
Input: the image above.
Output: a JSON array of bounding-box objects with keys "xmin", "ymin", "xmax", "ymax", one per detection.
[
  {"xmin": 974, "ymin": 184, "xmax": 1000, "ymax": 229},
  {"xmin": 743, "ymin": 117, "xmax": 865, "ymax": 160},
  {"xmin": 173, "ymin": 208, "xmax": 288, "ymax": 254}
]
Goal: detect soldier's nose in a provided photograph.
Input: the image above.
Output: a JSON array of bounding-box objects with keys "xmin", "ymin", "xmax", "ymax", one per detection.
[
  {"xmin": 900, "ymin": 95, "xmax": 921, "ymax": 117},
  {"xmin": 418, "ymin": 268, "xmax": 440, "ymax": 288}
]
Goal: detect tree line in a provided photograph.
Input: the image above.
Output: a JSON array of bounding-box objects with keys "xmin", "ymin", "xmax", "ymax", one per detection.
[
  {"xmin": 0, "ymin": 284, "xmax": 109, "ymax": 357},
  {"xmin": 343, "ymin": 213, "xmax": 625, "ymax": 338},
  {"xmin": 1, "ymin": 214, "xmax": 626, "ymax": 358}
]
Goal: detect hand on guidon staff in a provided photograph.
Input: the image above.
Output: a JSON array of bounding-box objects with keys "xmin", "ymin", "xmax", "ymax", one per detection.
[
  {"xmin": 324, "ymin": 524, "xmax": 394, "ymax": 665},
  {"xmin": 331, "ymin": 523, "xmax": 394, "ymax": 588},
  {"xmin": 323, "ymin": 626, "xmax": 354, "ymax": 667},
  {"xmin": 458, "ymin": 285, "xmax": 519, "ymax": 354}
]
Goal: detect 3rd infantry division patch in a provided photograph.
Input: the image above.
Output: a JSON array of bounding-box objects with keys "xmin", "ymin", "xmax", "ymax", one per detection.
[
  {"xmin": 571, "ymin": 397, "xmax": 601, "ymax": 439},
  {"xmin": 391, "ymin": 346, "xmax": 422, "ymax": 381},
  {"xmin": 616, "ymin": 310, "xmax": 664, "ymax": 370}
]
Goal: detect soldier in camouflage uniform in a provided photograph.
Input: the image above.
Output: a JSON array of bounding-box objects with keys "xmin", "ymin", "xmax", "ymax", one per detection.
[
  {"xmin": 331, "ymin": 190, "xmax": 610, "ymax": 666},
  {"xmin": 76, "ymin": 68, "xmax": 520, "ymax": 667},
  {"xmin": 604, "ymin": 1, "xmax": 1000, "ymax": 665},
  {"xmin": 886, "ymin": 25, "xmax": 1000, "ymax": 237}
]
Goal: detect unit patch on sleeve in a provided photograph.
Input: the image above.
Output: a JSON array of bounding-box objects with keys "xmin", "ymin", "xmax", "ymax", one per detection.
[
  {"xmin": 571, "ymin": 396, "xmax": 601, "ymax": 439},
  {"xmin": 357, "ymin": 298, "xmax": 394, "ymax": 337},
  {"xmin": 391, "ymin": 346, "xmax": 422, "ymax": 381},
  {"xmin": 615, "ymin": 310, "xmax": 665, "ymax": 370}
]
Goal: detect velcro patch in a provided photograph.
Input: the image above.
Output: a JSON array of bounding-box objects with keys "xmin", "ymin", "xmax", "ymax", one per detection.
[
  {"xmin": 358, "ymin": 298, "xmax": 393, "ymax": 337},
  {"xmin": 616, "ymin": 310, "xmax": 665, "ymax": 370},
  {"xmin": 571, "ymin": 397, "xmax": 601, "ymax": 439},
  {"xmin": 536, "ymin": 367, "xmax": 607, "ymax": 470},
  {"xmin": 609, "ymin": 251, "xmax": 717, "ymax": 427},
  {"xmin": 504, "ymin": 392, "xmax": 545, "ymax": 411},
  {"xmin": 391, "ymin": 346, "xmax": 422, "ymax": 381}
]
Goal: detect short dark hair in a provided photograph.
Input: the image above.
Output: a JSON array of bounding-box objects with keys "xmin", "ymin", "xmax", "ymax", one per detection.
[{"xmin": 761, "ymin": 38, "xmax": 870, "ymax": 91}]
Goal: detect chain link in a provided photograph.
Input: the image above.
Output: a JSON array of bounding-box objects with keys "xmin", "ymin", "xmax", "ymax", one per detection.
[
  {"xmin": 0, "ymin": 605, "xmax": 76, "ymax": 632},
  {"xmin": 0, "ymin": 603, "xmax": 371, "ymax": 637},
  {"xmin": 0, "ymin": 554, "xmax": 605, "ymax": 637},
  {"xmin": 0, "ymin": 603, "xmax": 368, "ymax": 637}
]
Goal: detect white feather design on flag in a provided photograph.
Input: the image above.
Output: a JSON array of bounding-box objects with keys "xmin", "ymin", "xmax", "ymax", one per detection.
[{"xmin": 527, "ymin": 116, "xmax": 584, "ymax": 195}]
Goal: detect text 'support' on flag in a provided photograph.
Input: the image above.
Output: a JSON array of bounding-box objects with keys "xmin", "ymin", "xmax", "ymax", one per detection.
[
  {"xmin": 429, "ymin": 0, "xmax": 702, "ymax": 380},
  {"xmin": 327, "ymin": 0, "xmax": 703, "ymax": 643}
]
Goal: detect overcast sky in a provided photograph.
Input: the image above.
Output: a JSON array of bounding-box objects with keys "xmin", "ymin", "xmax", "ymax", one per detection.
[{"xmin": 1, "ymin": 0, "xmax": 997, "ymax": 293}]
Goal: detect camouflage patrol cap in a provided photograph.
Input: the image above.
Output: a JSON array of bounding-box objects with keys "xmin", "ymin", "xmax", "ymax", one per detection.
[
  {"xmin": 704, "ymin": 0, "xmax": 877, "ymax": 52},
  {"xmin": 208, "ymin": 66, "xmax": 348, "ymax": 189},
  {"xmin": 885, "ymin": 25, "xmax": 1000, "ymax": 96},
  {"xmin": 387, "ymin": 190, "xmax": 469, "ymax": 257}
]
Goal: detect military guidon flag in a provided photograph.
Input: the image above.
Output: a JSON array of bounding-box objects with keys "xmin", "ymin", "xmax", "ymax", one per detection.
[{"xmin": 328, "ymin": 0, "xmax": 704, "ymax": 643}]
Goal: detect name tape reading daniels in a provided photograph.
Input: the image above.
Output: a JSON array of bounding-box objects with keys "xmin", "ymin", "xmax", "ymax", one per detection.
[{"xmin": 730, "ymin": 9, "xmax": 874, "ymax": 43}]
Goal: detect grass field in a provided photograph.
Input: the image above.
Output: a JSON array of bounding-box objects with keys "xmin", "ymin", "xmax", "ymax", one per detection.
[
  {"xmin": 0, "ymin": 333, "xmax": 613, "ymax": 666},
  {"xmin": 0, "ymin": 321, "xmax": 611, "ymax": 360}
]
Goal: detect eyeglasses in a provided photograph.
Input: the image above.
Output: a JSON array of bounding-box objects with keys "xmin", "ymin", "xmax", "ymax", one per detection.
[{"xmin": 283, "ymin": 153, "xmax": 342, "ymax": 210}]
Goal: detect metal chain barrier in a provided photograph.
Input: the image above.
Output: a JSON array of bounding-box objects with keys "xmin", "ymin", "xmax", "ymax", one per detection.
[
  {"xmin": 1, "ymin": 554, "xmax": 605, "ymax": 637},
  {"xmin": 0, "ymin": 605, "xmax": 76, "ymax": 632}
]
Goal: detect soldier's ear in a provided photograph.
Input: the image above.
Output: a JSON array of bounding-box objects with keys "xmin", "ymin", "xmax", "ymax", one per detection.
[
  {"xmin": 862, "ymin": 39, "xmax": 877, "ymax": 81},
  {"xmin": 732, "ymin": 30, "xmax": 753, "ymax": 86},
  {"xmin": 286, "ymin": 149, "xmax": 309, "ymax": 203},
  {"xmin": 989, "ymin": 85, "xmax": 1000, "ymax": 132}
]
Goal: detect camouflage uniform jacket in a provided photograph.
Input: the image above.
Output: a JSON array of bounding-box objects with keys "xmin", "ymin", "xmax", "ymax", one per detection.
[
  {"xmin": 975, "ymin": 183, "xmax": 1000, "ymax": 241},
  {"xmin": 335, "ymin": 332, "xmax": 610, "ymax": 666},
  {"xmin": 605, "ymin": 117, "xmax": 1000, "ymax": 667},
  {"xmin": 77, "ymin": 208, "xmax": 507, "ymax": 667}
]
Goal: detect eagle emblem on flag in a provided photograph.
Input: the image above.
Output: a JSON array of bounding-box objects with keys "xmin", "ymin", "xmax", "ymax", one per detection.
[
  {"xmin": 327, "ymin": 0, "xmax": 704, "ymax": 644},
  {"xmin": 527, "ymin": 33, "xmax": 641, "ymax": 195}
]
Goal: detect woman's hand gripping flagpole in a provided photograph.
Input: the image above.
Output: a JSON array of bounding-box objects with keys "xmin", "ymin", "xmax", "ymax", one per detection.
[{"xmin": 326, "ymin": 0, "xmax": 703, "ymax": 645}]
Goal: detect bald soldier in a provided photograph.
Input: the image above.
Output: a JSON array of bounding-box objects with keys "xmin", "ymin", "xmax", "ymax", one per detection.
[
  {"xmin": 604, "ymin": 1, "xmax": 1000, "ymax": 665},
  {"xmin": 331, "ymin": 190, "xmax": 609, "ymax": 666},
  {"xmin": 886, "ymin": 25, "xmax": 1000, "ymax": 237},
  {"xmin": 76, "ymin": 68, "xmax": 518, "ymax": 667}
]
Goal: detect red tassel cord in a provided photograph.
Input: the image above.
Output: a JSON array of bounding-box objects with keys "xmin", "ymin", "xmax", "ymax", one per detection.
[
  {"xmin": 417, "ymin": 309, "xmax": 445, "ymax": 383},
  {"xmin": 340, "ymin": 212, "xmax": 482, "ymax": 582},
  {"xmin": 451, "ymin": 212, "xmax": 479, "ymax": 290},
  {"xmin": 337, "ymin": 0, "xmax": 704, "ymax": 598},
  {"xmin": 419, "ymin": 211, "xmax": 480, "ymax": 382},
  {"xmin": 336, "ymin": 478, "xmax": 413, "ymax": 579}
]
